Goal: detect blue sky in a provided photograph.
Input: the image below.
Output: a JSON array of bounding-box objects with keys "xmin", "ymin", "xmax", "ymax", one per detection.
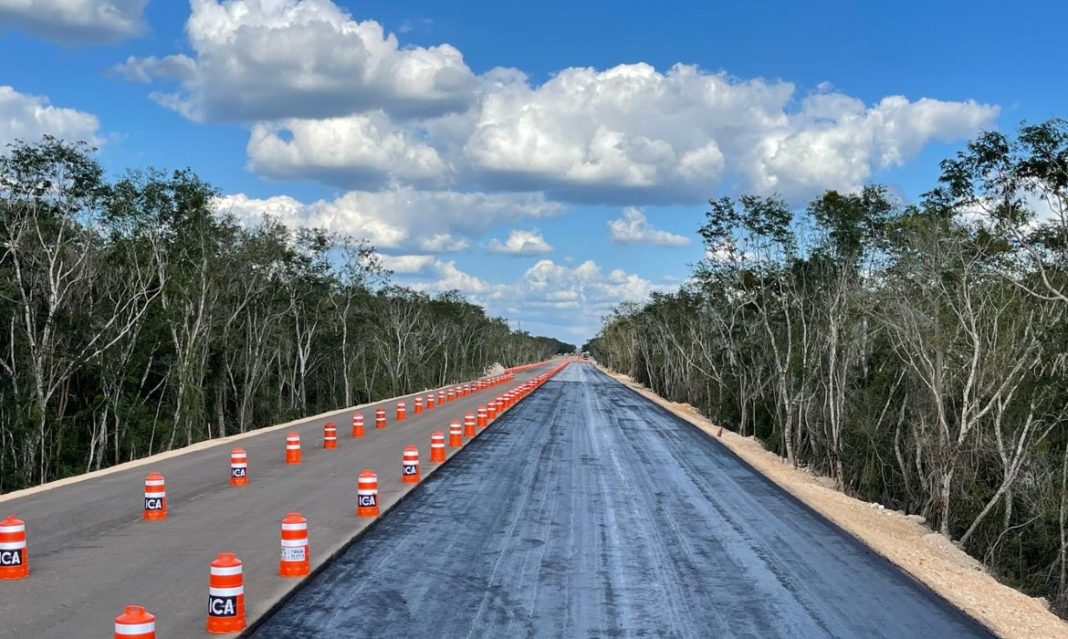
[{"xmin": 1, "ymin": 0, "xmax": 1063, "ymax": 344}]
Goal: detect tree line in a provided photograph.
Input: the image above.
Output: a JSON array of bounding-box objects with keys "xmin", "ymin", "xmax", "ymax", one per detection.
[
  {"xmin": 587, "ymin": 120, "xmax": 1068, "ymax": 611},
  {"xmin": 0, "ymin": 138, "xmax": 573, "ymax": 492}
]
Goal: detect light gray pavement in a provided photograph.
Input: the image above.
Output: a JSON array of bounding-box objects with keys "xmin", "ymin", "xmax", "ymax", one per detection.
[
  {"xmin": 253, "ymin": 363, "xmax": 993, "ymax": 639},
  {"xmin": 0, "ymin": 365, "xmax": 551, "ymax": 638}
]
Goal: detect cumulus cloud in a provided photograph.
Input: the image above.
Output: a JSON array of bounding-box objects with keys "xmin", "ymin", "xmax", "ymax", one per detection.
[
  {"xmin": 0, "ymin": 85, "xmax": 101, "ymax": 147},
  {"xmin": 408, "ymin": 258, "xmax": 490, "ymax": 295},
  {"xmin": 463, "ymin": 64, "xmax": 998, "ymax": 203},
  {"xmin": 115, "ymin": 0, "xmax": 477, "ymax": 121},
  {"xmin": 487, "ymin": 229, "xmax": 553, "ymax": 255},
  {"xmin": 393, "ymin": 255, "xmax": 660, "ymax": 339},
  {"xmin": 246, "ymin": 114, "xmax": 450, "ymax": 189},
  {"xmin": 233, "ymin": 59, "xmax": 997, "ymax": 203},
  {"xmin": 378, "ymin": 254, "xmax": 435, "ymax": 274},
  {"xmin": 0, "ymin": 0, "xmax": 146, "ymax": 44},
  {"xmin": 608, "ymin": 208, "xmax": 689, "ymax": 247},
  {"xmin": 215, "ymin": 187, "xmax": 563, "ymax": 254}
]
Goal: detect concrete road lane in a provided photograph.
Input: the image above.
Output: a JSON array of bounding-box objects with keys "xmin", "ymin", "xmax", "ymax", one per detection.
[
  {"xmin": 0, "ymin": 366, "xmax": 549, "ymax": 639},
  {"xmin": 252, "ymin": 363, "xmax": 993, "ymax": 639}
]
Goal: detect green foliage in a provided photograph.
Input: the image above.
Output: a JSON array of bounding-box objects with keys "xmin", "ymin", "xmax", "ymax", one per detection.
[{"xmin": 0, "ymin": 138, "xmax": 571, "ymax": 493}]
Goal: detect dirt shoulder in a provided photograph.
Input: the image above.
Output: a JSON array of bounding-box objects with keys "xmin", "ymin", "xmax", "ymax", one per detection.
[{"xmin": 599, "ymin": 365, "xmax": 1068, "ymax": 639}]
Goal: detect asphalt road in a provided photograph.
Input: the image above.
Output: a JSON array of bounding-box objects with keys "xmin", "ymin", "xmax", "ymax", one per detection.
[
  {"xmin": 0, "ymin": 366, "xmax": 549, "ymax": 638},
  {"xmin": 252, "ymin": 363, "xmax": 993, "ymax": 639}
]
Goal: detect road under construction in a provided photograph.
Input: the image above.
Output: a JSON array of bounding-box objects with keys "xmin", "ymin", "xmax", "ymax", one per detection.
[
  {"xmin": 0, "ymin": 361, "xmax": 558, "ymax": 638},
  {"xmin": 1, "ymin": 360, "xmax": 994, "ymax": 637}
]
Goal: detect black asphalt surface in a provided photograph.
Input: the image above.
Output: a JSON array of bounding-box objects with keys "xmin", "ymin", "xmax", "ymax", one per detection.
[{"xmin": 252, "ymin": 363, "xmax": 993, "ymax": 639}]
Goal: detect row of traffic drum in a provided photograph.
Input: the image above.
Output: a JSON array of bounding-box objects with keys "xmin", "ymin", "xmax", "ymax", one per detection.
[{"xmin": 2, "ymin": 366, "xmax": 572, "ymax": 637}]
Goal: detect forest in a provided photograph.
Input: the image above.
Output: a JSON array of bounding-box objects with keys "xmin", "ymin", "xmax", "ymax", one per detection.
[
  {"xmin": 586, "ymin": 120, "xmax": 1068, "ymax": 611},
  {"xmin": 0, "ymin": 138, "xmax": 572, "ymax": 493}
]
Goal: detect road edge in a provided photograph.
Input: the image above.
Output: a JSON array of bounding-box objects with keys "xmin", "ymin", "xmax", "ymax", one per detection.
[
  {"xmin": 595, "ymin": 363, "xmax": 1067, "ymax": 639},
  {"xmin": 0, "ymin": 365, "xmax": 545, "ymax": 503}
]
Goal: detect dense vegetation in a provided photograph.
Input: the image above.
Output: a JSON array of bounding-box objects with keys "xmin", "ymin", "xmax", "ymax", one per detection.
[
  {"xmin": 0, "ymin": 138, "xmax": 572, "ymax": 492},
  {"xmin": 587, "ymin": 120, "xmax": 1068, "ymax": 611}
]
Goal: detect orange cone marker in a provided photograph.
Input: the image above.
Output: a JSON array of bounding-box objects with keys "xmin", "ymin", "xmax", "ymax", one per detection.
[
  {"xmin": 357, "ymin": 470, "xmax": 379, "ymax": 517},
  {"xmin": 352, "ymin": 413, "xmax": 365, "ymax": 438},
  {"xmin": 375, "ymin": 407, "xmax": 387, "ymax": 429},
  {"xmin": 414, "ymin": 397, "xmax": 423, "ymax": 414},
  {"xmin": 286, "ymin": 432, "xmax": 301, "ymax": 464},
  {"xmin": 396, "ymin": 401, "xmax": 406, "ymax": 421},
  {"xmin": 230, "ymin": 448, "xmax": 248, "ymax": 486},
  {"xmin": 279, "ymin": 513, "xmax": 309, "ymax": 577},
  {"xmin": 323, "ymin": 422, "xmax": 337, "ymax": 449},
  {"xmin": 0, "ymin": 515, "xmax": 28, "ymax": 580},
  {"xmin": 143, "ymin": 472, "xmax": 166, "ymax": 521},
  {"xmin": 401, "ymin": 446, "xmax": 420, "ymax": 483},
  {"xmin": 487, "ymin": 403, "xmax": 497, "ymax": 421},
  {"xmin": 206, "ymin": 552, "xmax": 245, "ymax": 633},
  {"xmin": 114, "ymin": 605, "xmax": 155, "ymax": 639},
  {"xmin": 426, "ymin": 393, "xmax": 435, "ymax": 410},
  {"xmin": 447, "ymin": 387, "xmax": 456, "ymax": 402},
  {"xmin": 464, "ymin": 413, "xmax": 476, "ymax": 438},
  {"xmin": 430, "ymin": 431, "xmax": 446, "ymax": 463},
  {"xmin": 449, "ymin": 421, "xmax": 463, "ymax": 448},
  {"xmin": 477, "ymin": 407, "xmax": 488, "ymax": 428},
  {"xmin": 438, "ymin": 390, "xmax": 446, "ymax": 405}
]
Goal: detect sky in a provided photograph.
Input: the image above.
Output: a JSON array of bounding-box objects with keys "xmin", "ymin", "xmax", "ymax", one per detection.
[{"xmin": 0, "ymin": 0, "xmax": 1064, "ymax": 345}]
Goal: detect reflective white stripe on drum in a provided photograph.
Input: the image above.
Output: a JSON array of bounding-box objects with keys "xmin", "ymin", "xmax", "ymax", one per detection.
[
  {"xmin": 281, "ymin": 538, "xmax": 307, "ymax": 548},
  {"xmin": 144, "ymin": 480, "xmax": 165, "ymax": 487},
  {"xmin": 115, "ymin": 621, "xmax": 156, "ymax": 634},
  {"xmin": 231, "ymin": 463, "xmax": 247, "ymax": 468},
  {"xmin": 209, "ymin": 586, "xmax": 244, "ymax": 596},
  {"xmin": 0, "ymin": 541, "xmax": 26, "ymax": 550},
  {"xmin": 0, "ymin": 524, "xmax": 26, "ymax": 533},
  {"xmin": 281, "ymin": 522, "xmax": 307, "ymax": 531},
  {"xmin": 357, "ymin": 489, "xmax": 377, "ymax": 496},
  {"xmin": 144, "ymin": 491, "xmax": 166, "ymax": 498},
  {"xmin": 210, "ymin": 565, "xmax": 243, "ymax": 576}
]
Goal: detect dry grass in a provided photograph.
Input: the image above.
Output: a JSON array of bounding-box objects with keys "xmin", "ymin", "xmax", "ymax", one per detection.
[{"xmin": 601, "ymin": 366, "xmax": 1068, "ymax": 639}]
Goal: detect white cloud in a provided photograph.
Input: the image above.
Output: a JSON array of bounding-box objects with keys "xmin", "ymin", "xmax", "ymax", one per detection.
[
  {"xmin": 231, "ymin": 57, "xmax": 996, "ymax": 204},
  {"xmin": 487, "ymin": 229, "xmax": 553, "ymax": 255},
  {"xmin": 608, "ymin": 207, "xmax": 689, "ymax": 246},
  {"xmin": 377, "ymin": 254, "xmax": 435, "ymax": 274},
  {"xmin": 0, "ymin": 86, "xmax": 101, "ymax": 147},
  {"xmin": 115, "ymin": 0, "xmax": 477, "ymax": 121},
  {"xmin": 393, "ymin": 255, "xmax": 661, "ymax": 340},
  {"xmin": 751, "ymin": 94, "xmax": 999, "ymax": 195},
  {"xmin": 215, "ymin": 187, "xmax": 563, "ymax": 253},
  {"xmin": 0, "ymin": 0, "xmax": 146, "ymax": 43},
  {"xmin": 500, "ymin": 258, "xmax": 663, "ymax": 340},
  {"xmin": 463, "ymin": 64, "xmax": 998, "ymax": 203},
  {"xmin": 246, "ymin": 114, "xmax": 450, "ymax": 188},
  {"xmin": 409, "ymin": 259, "xmax": 489, "ymax": 295}
]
